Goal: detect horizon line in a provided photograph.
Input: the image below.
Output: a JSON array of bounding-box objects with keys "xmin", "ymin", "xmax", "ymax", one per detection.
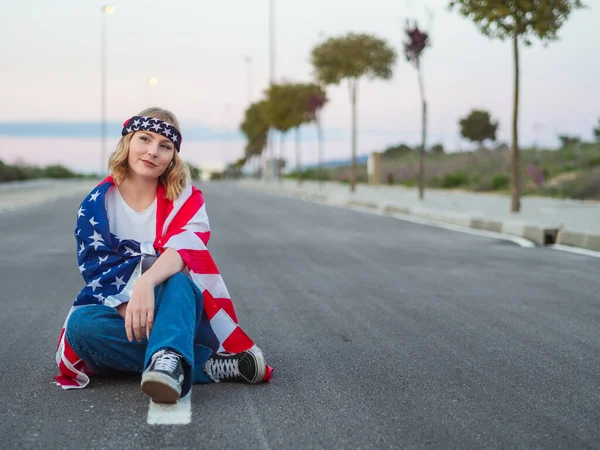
[{"xmin": 0, "ymin": 120, "xmax": 409, "ymax": 142}]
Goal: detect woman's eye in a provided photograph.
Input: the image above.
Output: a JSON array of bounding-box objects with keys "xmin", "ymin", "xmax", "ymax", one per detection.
[
  {"xmin": 140, "ymin": 136, "xmax": 149, "ymax": 142},
  {"xmin": 161, "ymin": 145, "xmax": 172, "ymax": 150}
]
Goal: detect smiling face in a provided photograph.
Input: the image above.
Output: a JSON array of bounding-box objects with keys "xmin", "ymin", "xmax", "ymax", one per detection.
[{"xmin": 127, "ymin": 130, "xmax": 175, "ymax": 179}]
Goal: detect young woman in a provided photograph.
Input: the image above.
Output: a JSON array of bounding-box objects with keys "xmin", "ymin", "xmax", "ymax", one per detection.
[{"xmin": 54, "ymin": 107, "xmax": 271, "ymax": 403}]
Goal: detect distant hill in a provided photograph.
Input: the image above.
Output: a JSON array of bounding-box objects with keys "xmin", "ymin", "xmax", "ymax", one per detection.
[{"xmin": 303, "ymin": 154, "xmax": 369, "ymax": 169}]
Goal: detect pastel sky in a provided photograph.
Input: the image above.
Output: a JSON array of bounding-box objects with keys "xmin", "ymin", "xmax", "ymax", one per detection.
[{"xmin": 1, "ymin": 0, "xmax": 598, "ymax": 173}]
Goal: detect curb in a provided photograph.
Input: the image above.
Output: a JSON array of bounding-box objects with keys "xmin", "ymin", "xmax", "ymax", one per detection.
[{"xmin": 241, "ymin": 181, "xmax": 600, "ymax": 252}]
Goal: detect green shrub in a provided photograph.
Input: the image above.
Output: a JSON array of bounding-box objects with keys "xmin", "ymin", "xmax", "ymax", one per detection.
[
  {"xmin": 491, "ymin": 174, "xmax": 510, "ymax": 190},
  {"xmin": 442, "ymin": 172, "xmax": 469, "ymax": 188},
  {"xmin": 587, "ymin": 156, "xmax": 600, "ymax": 167},
  {"xmin": 44, "ymin": 165, "xmax": 77, "ymax": 179}
]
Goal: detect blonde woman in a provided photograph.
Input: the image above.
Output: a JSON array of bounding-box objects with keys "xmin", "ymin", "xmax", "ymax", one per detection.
[{"xmin": 54, "ymin": 107, "xmax": 272, "ymax": 403}]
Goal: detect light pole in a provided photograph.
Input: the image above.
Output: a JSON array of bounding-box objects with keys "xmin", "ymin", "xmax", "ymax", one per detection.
[
  {"xmin": 225, "ymin": 102, "xmax": 232, "ymax": 179},
  {"xmin": 100, "ymin": 5, "xmax": 115, "ymax": 175},
  {"xmin": 267, "ymin": 0, "xmax": 276, "ymax": 181}
]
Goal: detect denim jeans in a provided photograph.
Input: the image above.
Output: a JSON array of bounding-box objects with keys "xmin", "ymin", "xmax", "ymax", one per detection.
[{"xmin": 66, "ymin": 272, "xmax": 218, "ymax": 396}]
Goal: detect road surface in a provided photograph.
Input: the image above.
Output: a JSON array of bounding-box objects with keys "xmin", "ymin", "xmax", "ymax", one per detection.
[{"xmin": 1, "ymin": 181, "xmax": 599, "ymax": 449}]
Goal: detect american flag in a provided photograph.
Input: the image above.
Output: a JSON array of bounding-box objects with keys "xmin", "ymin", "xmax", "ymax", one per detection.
[{"xmin": 55, "ymin": 176, "xmax": 272, "ymax": 389}]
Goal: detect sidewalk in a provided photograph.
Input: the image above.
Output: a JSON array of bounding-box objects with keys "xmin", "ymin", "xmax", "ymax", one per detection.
[
  {"xmin": 0, "ymin": 178, "xmax": 100, "ymax": 214},
  {"xmin": 240, "ymin": 179, "xmax": 600, "ymax": 251}
]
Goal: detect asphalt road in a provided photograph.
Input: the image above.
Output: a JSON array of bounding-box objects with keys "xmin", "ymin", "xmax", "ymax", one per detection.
[{"xmin": 1, "ymin": 181, "xmax": 599, "ymax": 449}]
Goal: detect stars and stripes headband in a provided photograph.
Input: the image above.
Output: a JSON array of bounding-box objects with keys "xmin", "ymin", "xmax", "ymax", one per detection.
[{"xmin": 121, "ymin": 116, "xmax": 182, "ymax": 152}]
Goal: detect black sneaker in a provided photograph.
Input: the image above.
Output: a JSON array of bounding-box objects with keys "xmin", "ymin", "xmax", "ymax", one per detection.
[
  {"xmin": 203, "ymin": 348, "xmax": 266, "ymax": 384},
  {"xmin": 141, "ymin": 350, "xmax": 184, "ymax": 403}
]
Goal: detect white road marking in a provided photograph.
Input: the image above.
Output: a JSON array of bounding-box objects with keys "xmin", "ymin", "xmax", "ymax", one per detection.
[
  {"xmin": 386, "ymin": 210, "xmax": 537, "ymax": 248},
  {"xmin": 147, "ymin": 391, "xmax": 191, "ymax": 425},
  {"xmin": 259, "ymin": 187, "xmax": 600, "ymax": 256},
  {"xmin": 316, "ymin": 199, "xmax": 537, "ymax": 248},
  {"xmin": 547, "ymin": 244, "xmax": 600, "ymax": 259}
]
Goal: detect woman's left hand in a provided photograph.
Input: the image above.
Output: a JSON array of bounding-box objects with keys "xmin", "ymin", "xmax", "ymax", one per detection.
[{"xmin": 125, "ymin": 276, "xmax": 155, "ymax": 342}]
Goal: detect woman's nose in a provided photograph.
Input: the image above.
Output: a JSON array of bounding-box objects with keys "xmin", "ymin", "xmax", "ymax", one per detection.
[{"xmin": 147, "ymin": 144, "xmax": 159, "ymax": 155}]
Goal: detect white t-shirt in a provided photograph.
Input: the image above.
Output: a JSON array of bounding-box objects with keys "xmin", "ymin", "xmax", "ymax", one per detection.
[
  {"xmin": 106, "ymin": 186, "xmax": 156, "ymax": 243},
  {"xmin": 104, "ymin": 187, "xmax": 157, "ymax": 308}
]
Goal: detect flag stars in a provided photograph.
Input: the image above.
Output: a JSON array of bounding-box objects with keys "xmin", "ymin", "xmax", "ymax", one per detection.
[
  {"xmin": 78, "ymin": 242, "xmax": 85, "ymax": 255},
  {"xmin": 111, "ymin": 276, "xmax": 126, "ymax": 290},
  {"xmin": 93, "ymin": 293, "xmax": 106, "ymax": 302},
  {"xmin": 89, "ymin": 191, "xmax": 100, "ymax": 202},
  {"xmin": 78, "ymin": 263, "xmax": 86, "ymax": 273},
  {"xmin": 89, "ymin": 217, "xmax": 99, "ymax": 227},
  {"xmin": 77, "ymin": 206, "xmax": 85, "ymax": 218},
  {"xmin": 124, "ymin": 246, "xmax": 140, "ymax": 256},
  {"xmin": 87, "ymin": 278, "xmax": 102, "ymax": 292},
  {"xmin": 89, "ymin": 230, "xmax": 105, "ymax": 250},
  {"xmin": 98, "ymin": 255, "xmax": 109, "ymax": 264}
]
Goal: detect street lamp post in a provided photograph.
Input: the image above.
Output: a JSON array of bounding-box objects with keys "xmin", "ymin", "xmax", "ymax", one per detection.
[
  {"xmin": 267, "ymin": 0, "xmax": 276, "ymax": 182},
  {"xmin": 100, "ymin": 5, "xmax": 115, "ymax": 175}
]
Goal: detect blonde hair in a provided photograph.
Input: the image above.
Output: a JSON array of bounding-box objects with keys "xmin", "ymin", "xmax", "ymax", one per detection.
[{"xmin": 108, "ymin": 107, "xmax": 190, "ymax": 201}]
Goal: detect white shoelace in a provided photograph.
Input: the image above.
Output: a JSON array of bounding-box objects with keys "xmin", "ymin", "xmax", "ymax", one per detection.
[
  {"xmin": 204, "ymin": 358, "xmax": 240, "ymax": 383},
  {"xmin": 154, "ymin": 351, "xmax": 179, "ymax": 372}
]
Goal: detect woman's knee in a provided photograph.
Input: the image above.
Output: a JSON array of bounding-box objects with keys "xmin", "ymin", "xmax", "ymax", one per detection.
[
  {"xmin": 66, "ymin": 306, "xmax": 106, "ymax": 347},
  {"xmin": 168, "ymin": 272, "xmax": 191, "ymax": 286},
  {"xmin": 164, "ymin": 272, "xmax": 199, "ymax": 295},
  {"xmin": 155, "ymin": 272, "xmax": 201, "ymax": 307}
]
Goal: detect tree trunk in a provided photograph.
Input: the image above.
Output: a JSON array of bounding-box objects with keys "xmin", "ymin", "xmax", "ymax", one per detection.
[
  {"xmin": 511, "ymin": 32, "xmax": 521, "ymax": 212},
  {"xmin": 349, "ymin": 79, "xmax": 358, "ymax": 193},
  {"xmin": 316, "ymin": 111, "xmax": 324, "ymax": 190},
  {"xmin": 417, "ymin": 59, "xmax": 427, "ymax": 201},
  {"xmin": 295, "ymin": 126, "xmax": 302, "ymax": 185},
  {"xmin": 278, "ymin": 131, "xmax": 284, "ymax": 184}
]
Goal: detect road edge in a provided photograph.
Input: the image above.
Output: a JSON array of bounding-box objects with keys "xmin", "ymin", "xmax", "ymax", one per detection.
[{"xmin": 238, "ymin": 180, "xmax": 600, "ymax": 255}]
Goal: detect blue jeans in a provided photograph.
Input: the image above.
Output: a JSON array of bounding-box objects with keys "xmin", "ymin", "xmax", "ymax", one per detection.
[{"xmin": 66, "ymin": 272, "xmax": 218, "ymax": 396}]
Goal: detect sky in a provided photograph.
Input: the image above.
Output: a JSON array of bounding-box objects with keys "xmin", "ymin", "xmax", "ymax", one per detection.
[{"xmin": 1, "ymin": 0, "xmax": 599, "ymax": 173}]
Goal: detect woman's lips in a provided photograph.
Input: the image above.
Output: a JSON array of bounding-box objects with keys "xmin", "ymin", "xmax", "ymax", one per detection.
[{"xmin": 141, "ymin": 159, "xmax": 157, "ymax": 167}]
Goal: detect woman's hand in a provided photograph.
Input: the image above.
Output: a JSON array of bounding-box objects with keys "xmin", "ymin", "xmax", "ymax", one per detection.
[{"xmin": 125, "ymin": 276, "xmax": 155, "ymax": 342}]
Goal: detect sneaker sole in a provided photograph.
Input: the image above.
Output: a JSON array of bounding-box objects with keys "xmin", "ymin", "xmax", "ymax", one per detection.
[
  {"xmin": 248, "ymin": 348, "xmax": 266, "ymax": 384},
  {"xmin": 141, "ymin": 373, "xmax": 181, "ymax": 404}
]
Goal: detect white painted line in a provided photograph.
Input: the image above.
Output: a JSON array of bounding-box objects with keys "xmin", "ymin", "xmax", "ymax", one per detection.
[
  {"xmin": 313, "ymin": 198, "xmax": 537, "ymax": 248},
  {"xmin": 547, "ymin": 244, "xmax": 600, "ymax": 259},
  {"xmin": 384, "ymin": 210, "xmax": 537, "ymax": 248},
  {"xmin": 147, "ymin": 391, "xmax": 192, "ymax": 425}
]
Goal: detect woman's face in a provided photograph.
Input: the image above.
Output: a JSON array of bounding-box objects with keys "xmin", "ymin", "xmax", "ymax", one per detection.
[{"xmin": 127, "ymin": 130, "xmax": 175, "ymax": 179}]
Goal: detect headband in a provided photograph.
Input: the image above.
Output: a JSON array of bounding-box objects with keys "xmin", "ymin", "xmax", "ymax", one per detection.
[{"xmin": 122, "ymin": 116, "xmax": 182, "ymax": 152}]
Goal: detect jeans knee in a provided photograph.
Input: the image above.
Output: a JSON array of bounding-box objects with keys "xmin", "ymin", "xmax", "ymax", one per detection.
[
  {"xmin": 155, "ymin": 272, "xmax": 201, "ymax": 309},
  {"xmin": 168, "ymin": 272, "xmax": 190, "ymax": 286},
  {"xmin": 167, "ymin": 272, "xmax": 199, "ymax": 295},
  {"xmin": 66, "ymin": 306, "xmax": 101, "ymax": 348}
]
